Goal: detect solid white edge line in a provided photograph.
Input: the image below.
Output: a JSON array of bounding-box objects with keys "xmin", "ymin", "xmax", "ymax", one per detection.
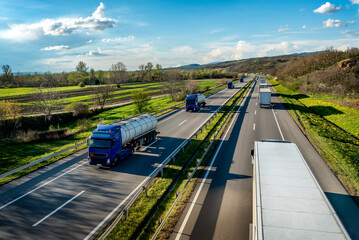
[
  {"xmin": 178, "ymin": 119, "xmax": 188, "ymax": 126},
  {"xmin": 33, "ymin": 190, "xmax": 85, "ymax": 227},
  {"xmin": 158, "ymin": 109, "xmax": 184, "ymax": 125},
  {"xmin": 0, "ymin": 162, "xmax": 87, "ymax": 210},
  {"xmin": 139, "ymin": 140, "xmax": 158, "ymax": 152},
  {"xmin": 84, "ymin": 87, "xmax": 240, "ymax": 240},
  {"xmin": 271, "ymin": 106, "xmax": 285, "ymax": 141},
  {"xmin": 175, "ymin": 92, "xmax": 246, "ymax": 240}
]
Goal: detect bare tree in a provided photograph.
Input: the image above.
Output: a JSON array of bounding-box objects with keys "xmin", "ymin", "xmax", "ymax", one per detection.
[
  {"xmin": 31, "ymin": 86, "xmax": 65, "ymax": 121},
  {"xmin": 94, "ymin": 84, "xmax": 113, "ymax": 110},
  {"xmin": 163, "ymin": 69, "xmax": 183, "ymax": 102},
  {"xmin": 145, "ymin": 62, "xmax": 153, "ymax": 81},
  {"xmin": 111, "ymin": 62, "xmax": 127, "ymax": 87},
  {"xmin": 1, "ymin": 64, "xmax": 14, "ymax": 86}
]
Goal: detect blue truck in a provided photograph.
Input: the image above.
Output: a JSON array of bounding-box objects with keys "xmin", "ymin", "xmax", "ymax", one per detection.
[
  {"xmin": 88, "ymin": 114, "xmax": 158, "ymax": 167},
  {"xmin": 240, "ymin": 77, "xmax": 244, "ymax": 82},
  {"xmin": 227, "ymin": 81, "xmax": 234, "ymax": 89},
  {"xmin": 185, "ymin": 94, "xmax": 206, "ymax": 112}
]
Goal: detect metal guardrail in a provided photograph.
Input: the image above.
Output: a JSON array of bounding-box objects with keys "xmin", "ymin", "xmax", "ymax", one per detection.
[
  {"xmin": 96, "ymin": 82, "xmax": 251, "ymax": 240},
  {"xmin": 151, "ymin": 81, "xmax": 253, "ymax": 240}
]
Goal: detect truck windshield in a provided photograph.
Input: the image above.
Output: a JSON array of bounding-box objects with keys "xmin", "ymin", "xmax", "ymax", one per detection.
[
  {"xmin": 186, "ymin": 100, "xmax": 196, "ymax": 105},
  {"xmin": 89, "ymin": 139, "xmax": 112, "ymax": 149}
]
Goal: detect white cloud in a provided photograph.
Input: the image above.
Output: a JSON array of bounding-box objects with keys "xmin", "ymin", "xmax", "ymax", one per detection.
[
  {"xmin": 278, "ymin": 25, "xmax": 290, "ymax": 32},
  {"xmin": 314, "ymin": 2, "xmax": 342, "ymax": 14},
  {"xmin": 302, "ymin": 25, "xmax": 307, "ymax": 29},
  {"xmin": 102, "ymin": 35, "xmax": 135, "ymax": 42},
  {"xmin": 341, "ymin": 30, "xmax": 359, "ymax": 37},
  {"xmin": 171, "ymin": 45, "xmax": 196, "ymax": 55},
  {"xmin": 87, "ymin": 40, "xmax": 93, "ymax": 43},
  {"xmin": 77, "ymin": 48, "xmax": 105, "ymax": 57},
  {"xmin": 41, "ymin": 45, "xmax": 70, "ymax": 51},
  {"xmin": 323, "ymin": 18, "xmax": 355, "ymax": 28},
  {"xmin": 0, "ymin": 2, "xmax": 116, "ymax": 42},
  {"xmin": 350, "ymin": 0, "xmax": 359, "ymax": 4}
]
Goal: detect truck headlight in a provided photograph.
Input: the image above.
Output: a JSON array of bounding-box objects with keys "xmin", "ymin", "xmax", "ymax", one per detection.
[{"xmin": 107, "ymin": 159, "xmax": 111, "ymax": 165}]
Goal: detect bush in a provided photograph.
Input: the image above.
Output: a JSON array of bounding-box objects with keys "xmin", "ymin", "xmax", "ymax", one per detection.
[
  {"xmin": 78, "ymin": 82, "xmax": 85, "ymax": 87},
  {"xmin": 66, "ymin": 102, "xmax": 89, "ymax": 117}
]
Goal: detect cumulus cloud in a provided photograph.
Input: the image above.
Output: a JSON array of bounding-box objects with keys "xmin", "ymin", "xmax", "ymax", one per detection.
[
  {"xmin": 0, "ymin": 2, "xmax": 116, "ymax": 42},
  {"xmin": 323, "ymin": 18, "xmax": 355, "ymax": 28},
  {"xmin": 171, "ymin": 45, "xmax": 196, "ymax": 55},
  {"xmin": 80, "ymin": 48, "xmax": 106, "ymax": 56},
  {"xmin": 314, "ymin": 2, "xmax": 342, "ymax": 14},
  {"xmin": 302, "ymin": 25, "xmax": 307, "ymax": 29},
  {"xmin": 102, "ymin": 35, "xmax": 135, "ymax": 42},
  {"xmin": 350, "ymin": 0, "xmax": 359, "ymax": 4},
  {"xmin": 278, "ymin": 25, "xmax": 290, "ymax": 32},
  {"xmin": 41, "ymin": 45, "xmax": 70, "ymax": 51}
]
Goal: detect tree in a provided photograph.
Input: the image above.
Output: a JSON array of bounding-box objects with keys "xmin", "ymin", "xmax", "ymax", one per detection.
[
  {"xmin": 76, "ymin": 61, "xmax": 88, "ymax": 73},
  {"xmin": 132, "ymin": 90, "xmax": 151, "ymax": 113},
  {"xmin": 94, "ymin": 84, "xmax": 112, "ymax": 110},
  {"xmin": 163, "ymin": 69, "xmax": 183, "ymax": 102},
  {"xmin": 89, "ymin": 68, "xmax": 98, "ymax": 85},
  {"xmin": 31, "ymin": 86, "xmax": 65, "ymax": 121},
  {"xmin": 96, "ymin": 70, "xmax": 104, "ymax": 84},
  {"xmin": 152, "ymin": 64, "xmax": 163, "ymax": 81},
  {"xmin": 1, "ymin": 64, "xmax": 14, "ymax": 86},
  {"xmin": 138, "ymin": 64, "xmax": 146, "ymax": 81},
  {"xmin": 110, "ymin": 62, "xmax": 127, "ymax": 87},
  {"xmin": 145, "ymin": 62, "xmax": 153, "ymax": 81},
  {"xmin": 66, "ymin": 102, "xmax": 89, "ymax": 117},
  {"xmin": 0, "ymin": 100, "xmax": 22, "ymax": 136}
]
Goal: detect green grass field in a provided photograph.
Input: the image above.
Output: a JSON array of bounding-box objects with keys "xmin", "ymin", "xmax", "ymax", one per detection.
[{"xmin": 268, "ymin": 77, "xmax": 359, "ymax": 197}]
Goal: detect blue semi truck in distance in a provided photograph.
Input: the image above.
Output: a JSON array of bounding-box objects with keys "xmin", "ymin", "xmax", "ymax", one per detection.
[
  {"xmin": 227, "ymin": 81, "xmax": 234, "ymax": 89},
  {"xmin": 88, "ymin": 114, "xmax": 158, "ymax": 167},
  {"xmin": 240, "ymin": 77, "xmax": 244, "ymax": 82},
  {"xmin": 185, "ymin": 94, "xmax": 206, "ymax": 112}
]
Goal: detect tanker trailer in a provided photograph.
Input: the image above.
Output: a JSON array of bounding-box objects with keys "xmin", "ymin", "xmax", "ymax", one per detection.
[{"xmin": 88, "ymin": 114, "xmax": 158, "ymax": 167}]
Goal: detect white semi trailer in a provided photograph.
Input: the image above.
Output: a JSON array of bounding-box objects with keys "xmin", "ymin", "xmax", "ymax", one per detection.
[
  {"xmin": 259, "ymin": 88, "xmax": 271, "ymax": 108},
  {"xmin": 251, "ymin": 140, "xmax": 350, "ymax": 240}
]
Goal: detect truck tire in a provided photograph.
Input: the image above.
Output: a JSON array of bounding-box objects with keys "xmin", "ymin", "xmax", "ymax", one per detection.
[
  {"xmin": 114, "ymin": 155, "xmax": 120, "ymax": 166},
  {"xmin": 130, "ymin": 147, "xmax": 134, "ymax": 156}
]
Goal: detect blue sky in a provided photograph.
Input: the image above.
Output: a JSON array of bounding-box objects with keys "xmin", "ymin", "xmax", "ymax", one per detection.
[{"xmin": 1, "ymin": 0, "xmax": 359, "ymax": 72}]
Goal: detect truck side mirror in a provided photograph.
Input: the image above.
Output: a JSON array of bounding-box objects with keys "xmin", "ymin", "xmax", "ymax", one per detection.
[{"xmin": 250, "ymin": 148, "xmax": 254, "ymax": 158}]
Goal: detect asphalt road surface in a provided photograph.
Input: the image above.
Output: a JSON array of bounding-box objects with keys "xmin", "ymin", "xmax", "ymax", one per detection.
[
  {"xmin": 0, "ymin": 77, "xmax": 251, "ymax": 240},
  {"xmin": 171, "ymin": 77, "xmax": 359, "ymax": 240}
]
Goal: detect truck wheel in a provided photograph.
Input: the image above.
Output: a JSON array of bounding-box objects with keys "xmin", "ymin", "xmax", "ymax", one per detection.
[
  {"xmin": 114, "ymin": 155, "xmax": 120, "ymax": 165},
  {"xmin": 130, "ymin": 147, "xmax": 134, "ymax": 156}
]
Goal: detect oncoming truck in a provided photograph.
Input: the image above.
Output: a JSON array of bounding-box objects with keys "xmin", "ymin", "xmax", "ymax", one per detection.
[
  {"xmin": 186, "ymin": 94, "xmax": 206, "ymax": 112},
  {"xmin": 251, "ymin": 140, "xmax": 350, "ymax": 240},
  {"xmin": 88, "ymin": 114, "xmax": 158, "ymax": 167}
]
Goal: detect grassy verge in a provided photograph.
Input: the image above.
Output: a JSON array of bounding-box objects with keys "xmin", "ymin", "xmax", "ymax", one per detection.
[
  {"xmin": 0, "ymin": 81, "xmax": 230, "ymax": 185},
  {"xmin": 101, "ymin": 82, "xmax": 252, "ymax": 240},
  {"xmin": 268, "ymin": 77, "xmax": 359, "ymax": 198}
]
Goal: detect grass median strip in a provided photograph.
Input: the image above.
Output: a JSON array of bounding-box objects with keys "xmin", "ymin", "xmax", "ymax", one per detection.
[
  {"xmin": 268, "ymin": 77, "xmax": 359, "ymax": 198},
  {"xmin": 99, "ymin": 82, "xmax": 252, "ymax": 240}
]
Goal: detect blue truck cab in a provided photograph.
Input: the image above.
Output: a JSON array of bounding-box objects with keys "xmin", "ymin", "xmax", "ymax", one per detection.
[
  {"xmin": 88, "ymin": 125, "xmax": 131, "ymax": 167},
  {"xmin": 185, "ymin": 94, "xmax": 206, "ymax": 112},
  {"xmin": 227, "ymin": 81, "xmax": 234, "ymax": 89},
  {"xmin": 240, "ymin": 77, "xmax": 244, "ymax": 82}
]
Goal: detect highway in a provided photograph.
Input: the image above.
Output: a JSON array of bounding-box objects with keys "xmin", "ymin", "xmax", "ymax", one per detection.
[
  {"xmin": 0, "ymin": 77, "xmax": 251, "ymax": 239},
  {"xmin": 170, "ymin": 77, "xmax": 359, "ymax": 240}
]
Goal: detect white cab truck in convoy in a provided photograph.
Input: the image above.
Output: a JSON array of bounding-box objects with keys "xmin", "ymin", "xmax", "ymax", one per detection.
[
  {"xmin": 259, "ymin": 88, "xmax": 271, "ymax": 108},
  {"xmin": 251, "ymin": 140, "xmax": 350, "ymax": 240},
  {"xmin": 88, "ymin": 114, "xmax": 157, "ymax": 167},
  {"xmin": 185, "ymin": 94, "xmax": 206, "ymax": 112}
]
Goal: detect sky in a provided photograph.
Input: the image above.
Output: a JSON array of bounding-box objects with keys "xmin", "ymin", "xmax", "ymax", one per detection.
[{"xmin": 1, "ymin": 0, "xmax": 359, "ymax": 73}]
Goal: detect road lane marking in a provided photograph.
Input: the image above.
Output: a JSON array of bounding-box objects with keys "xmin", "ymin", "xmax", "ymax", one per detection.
[
  {"xmin": 254, "ymin": 110, "xmax": 256, "ymax": 115},
  {"xmin": 175, "ymin": 87, "xmax": 249, "ymax": 240},
  {"xmin": 0, "ymin": 162, "xmax": 86, "ymax": 210},
  {"xmin": 85, "ymin": 88, "xmax": 242, "ymax": 240},
  {"xmin": 271, "ymin": 107, "xmax": 285, "ymax": 141},
  {"xmin": 139, "ymin": 140, "xmax": 158, "ymax": 152},
  {"xmin": 256, "ymin": 102, "xmax": 257, "ymax": 106},
  {"xmin": 33, "ymin": 190, "xmax": 85, "ymax": 227},
  {"xmin": 158, "ymin": 110, "xmax": 184, "ymax": 125},
  {"xmin": 178, "ymin": 119, "xmax": 187, "ymax": 126},
  {"xmin": 253, "ymin": 123, "xmax": 256, "ymax": 131}
]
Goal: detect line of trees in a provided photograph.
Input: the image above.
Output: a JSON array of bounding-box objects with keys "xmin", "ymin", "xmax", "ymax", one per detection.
[{"xmin": 0, "ymin": 61, "xmax": 236, "ymax": 88}]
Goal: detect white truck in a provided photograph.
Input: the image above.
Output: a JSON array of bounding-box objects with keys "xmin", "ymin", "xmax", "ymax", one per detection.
[
  {"xmin": 259, "ymin": 88, "xmax": 271, "ymax": 108},
  {"xmin": 251, "ymin": 140, "xmax": 350, "ymax": 240}
]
